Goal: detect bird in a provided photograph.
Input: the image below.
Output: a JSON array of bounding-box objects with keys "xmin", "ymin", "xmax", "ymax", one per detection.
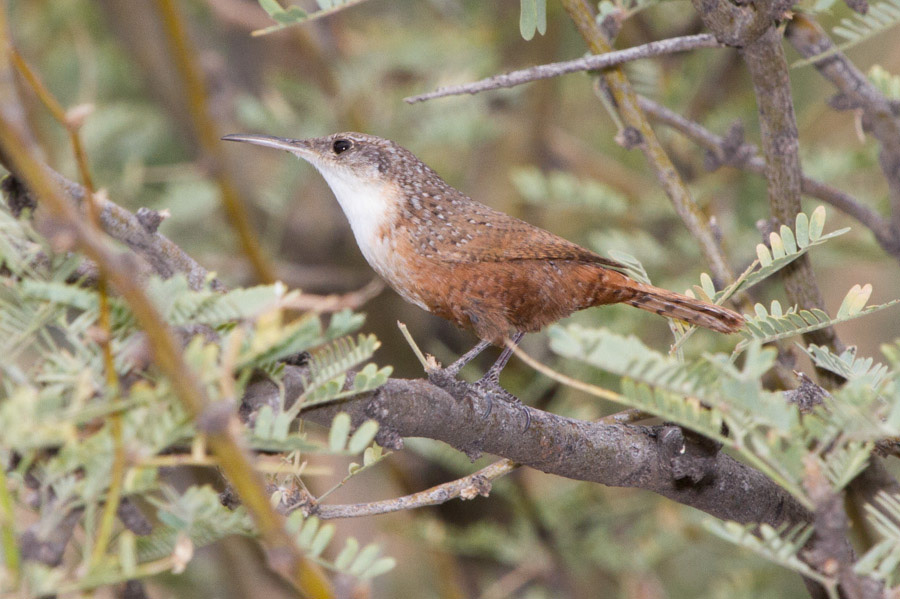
[{"xmin": 223, "ymin": 132, "xmax": 743, "ymax": 417}]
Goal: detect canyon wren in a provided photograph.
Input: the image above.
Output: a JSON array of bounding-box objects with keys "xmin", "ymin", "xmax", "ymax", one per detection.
[{"xmin": 223, "ymin": 132, "xmax": 743, "ymax": 398}]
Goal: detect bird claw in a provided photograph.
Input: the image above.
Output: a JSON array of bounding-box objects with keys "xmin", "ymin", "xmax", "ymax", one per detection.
[
  {"xmin": 470, "ymin": 376, "xmax": 531, "ymax": 432},
  {"xmin": 428, "ymin": 349, "xmax": 532, "ymax": 432}
]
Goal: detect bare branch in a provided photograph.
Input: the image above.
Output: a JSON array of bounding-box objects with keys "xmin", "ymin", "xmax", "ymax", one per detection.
[
  {"xmin": 637, "ymin": 96, "xmax": 900, "ymax": 261},
  {"xmin": 804, "ymin": 462, "xmax": 885, "ymax": 599},
  {"xmin": 284, "ymin": 279, "xmax": 384, "ymax": 313},
  {"xmin": 312, "ymin": 459, "xmax": 519, "ymax": 519},
  {"xmin": 560, "ymin": 0, "xmax": 737, "ymax": 291},
  {"xmin": 787, "ymin": 15, "xmax": 900, "ymax": 236},
  {"xmin": 404, "ymin": 34, "xmax": 723, "ymax": 104}
]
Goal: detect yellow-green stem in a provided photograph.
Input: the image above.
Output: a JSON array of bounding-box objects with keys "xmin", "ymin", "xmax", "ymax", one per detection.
[
  {"xmin": 153, "ymin": 0, "xmax": 276, "ymax": 284},
  {"xmin": 0, "ymin": 468, "xmax": 20, "ymax": 587}
]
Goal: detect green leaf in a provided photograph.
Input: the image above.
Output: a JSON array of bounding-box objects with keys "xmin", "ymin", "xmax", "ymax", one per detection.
[
  {"xmin": 309, "ymin": 523, "xmax": 335, "ymax": 558},
  {"xmin": 770, "ymin": 231, "xmax": 786, "ymax": 259},
  {"xmin": 700, "ymin": 273, "xmax": 716, "ymax": 299},
  {"xmin": 803, "ymin": 344, "xmax": 890, "ymax": 388},
  {"xmin": 349, "ymin": 543, "xmax": 381, "ymax": 576},
  {"xmin": 361, "ymin": 557, "xmax": 397, "ymax": 580},
  {"xmin": 520, "ymin": 0, "xmax": 543, "ymax": 40},
  {"xmin": 329, "ymin": 412, "xmax": 351, "ymax": 452},
  {"xmin": 795, "ymin": 211, "xmax": 810, "ymax": 248},
  {"xmin": 809, "ymin": 205, "xmax": 826, "ymax": 240},
  {"xmin": 334, "ymin": 537, "xmax": 359, "ymax": 570},
  {"xmin": 836, "ymin": 284, "xmax": 873, "ymax": 319},
  {"xmin": 535, "ymin": 0, "xmax": 547, "ymax": 35},
  {"xmin": 607, "ymin": 250, "xmax": 652, "ymax": 285},
  {"xmin": 272, "ymin": 5, "xmax": 307, "ymax": 23},
  {"xmin": 258, "ymin": 0, "xmax": 286, "ymax": 17},
  {"xmin": 739, "ymin": 292, "xmax": 899, "ymax": 347},
  {"xmin": 347, "ymin": 420, "xmax": 379, "ymax": 454},
  {"xmin": 779, "ymin": 224, "xmax": 797, "ymax": 255},
  {"xmin": 757, "ymin": 243, "xmax": 773, "ymax": 267},
  {"xmin": 297, "ymin": 516, "xmax": 319, "ymax": 548}
]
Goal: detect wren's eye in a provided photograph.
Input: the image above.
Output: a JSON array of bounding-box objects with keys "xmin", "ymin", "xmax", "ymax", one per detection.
[{"xmin": 332, "ymin": 139, "xmax": 352, "ymax": 154}]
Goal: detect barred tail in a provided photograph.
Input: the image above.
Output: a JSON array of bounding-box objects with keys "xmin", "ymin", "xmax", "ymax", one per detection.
[{"xmin": 623, "ymin": 282, "xmax": 744, "ymax": 334}]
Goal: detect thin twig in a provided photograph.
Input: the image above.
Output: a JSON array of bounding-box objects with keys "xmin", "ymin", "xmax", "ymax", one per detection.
[
  {"xmin": 154, "ymin": 0, "xmax": 276, "ymax": 284},
  {"xmin": 0, "ymin": 468, "xmax": 19, "ymax": 586},
  {"xmin": 397, "ymin": 321, "xmax": 431, "ymax": 371},
  {"xmin": 596, "ymin": 408, "xmax": 652, "ymax": 425},
  {"xmin": 285, "ymin": 279, "xmax": 384, "ymax": 312},
  {"xmin": 3, "ymin": 15, "xmax": 127, "ymax": 574},
  {"xmin": 787, "ymin": 15, "xmax": 900, "ymax": 241},
  {"xmin": 404, "ymin": 34, "xmax": 723, "ymax": 104},
  {"xmin": 313, "ymin": 459, "xmax": 519, "ymax": 519}
]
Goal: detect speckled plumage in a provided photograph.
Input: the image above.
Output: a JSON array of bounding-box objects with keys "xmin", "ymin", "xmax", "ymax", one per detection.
[{"xmin": 223, "ymin": 131, "xmax": 744, "ymax": 343}]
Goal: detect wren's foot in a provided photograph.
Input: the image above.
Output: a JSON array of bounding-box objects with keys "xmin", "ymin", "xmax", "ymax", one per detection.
[
  {"xmin": 471, "ymin": 372, "xmax": 532, "ymax": 431},
  {"xmin": 429, "ymin": 333, "xmax": 531, "ymax": 430}
]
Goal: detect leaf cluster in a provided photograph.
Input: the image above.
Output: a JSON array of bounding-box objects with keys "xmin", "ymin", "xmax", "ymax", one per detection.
[{"xmin": 0, "ymin": 209, "xmax": 394, "ymax": 594}]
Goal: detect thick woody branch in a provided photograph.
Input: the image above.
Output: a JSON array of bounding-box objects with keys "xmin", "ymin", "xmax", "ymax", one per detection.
[
  {"xmin": 404, "ymin": 34, "xmax": 723, "ymax": 104},
  {"xmin": 694, "ymin": 2, "xmax": 844, "ymax": 373},
  {"xmin": 244, "ymin": 366, "xmax": 811, "ymax": 530},
  {"xmin": 637, "ymin": 96, "xmax": 900, "ymax": 261},
  {"xmin": 787, "ymin": 15, "xmax": 900, "ymax": 236}
]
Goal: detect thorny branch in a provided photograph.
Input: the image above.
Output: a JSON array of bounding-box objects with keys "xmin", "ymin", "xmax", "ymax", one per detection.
[{"xmin": 404, "ymin": 34, "xmax": 724, "ymax": 104}]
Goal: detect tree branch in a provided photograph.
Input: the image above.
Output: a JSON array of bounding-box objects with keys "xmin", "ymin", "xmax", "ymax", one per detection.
[
  {"xmin": 787, "ymin": 15, "xmax": 900, "ymax": 237},
  {"xmin": 637, "ymin": 95, "xmax": 900, "ymax": 262},
  {"xmin": 694, "ymin": 1, "xmax": 845, "ymax": 382},
  {"xmin": 310, "ymin": 459, "xmax": 520, "ymax": 520},
  {"xmin": 560, "ymin": 0, "xmax": 737, "ymax": 289},
  {"xmin": 404, "ymin": 34, "xmax": 723, "ymax": 104},
  {"xmin": 0, "ymin": 171, "xmax": 222, "ymax": 291},
  {"xmin": 244, "ymin": 366, "xmax": 812, "ymax": 531}
]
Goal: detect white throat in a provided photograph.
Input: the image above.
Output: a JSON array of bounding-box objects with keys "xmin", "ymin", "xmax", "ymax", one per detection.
[{"xmin": 313, "ymin": 165, "xmax": 395, "ymax": 262}]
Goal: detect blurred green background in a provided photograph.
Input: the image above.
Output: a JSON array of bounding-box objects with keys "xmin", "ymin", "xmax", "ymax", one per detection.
[{"xmin": 9, "ymin": 0, "xmax": 900, "ymax": 596}]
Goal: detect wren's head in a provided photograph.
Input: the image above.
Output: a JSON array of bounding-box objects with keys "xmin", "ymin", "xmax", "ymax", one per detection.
[
  {"xmin": 220, "ymin": 131, "xmax": 435, "ymax": 197},
  {"xmin": 223, "ymin": 131, "xmax": 431, "ymax": 251}
]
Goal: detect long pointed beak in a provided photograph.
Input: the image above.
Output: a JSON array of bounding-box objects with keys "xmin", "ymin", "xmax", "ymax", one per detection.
[{"xmin": 221, "ymin": 133, "xmax": 315, "ymax": 158}]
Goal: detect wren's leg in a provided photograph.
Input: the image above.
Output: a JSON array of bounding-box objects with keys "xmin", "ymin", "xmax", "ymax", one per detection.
[
  {"xmin": 481, "ymin": 331, "xmax": 525, "ymax": 384},
  {"xmin": 473, "ymin": 332, "xmax": 531, "ymax": 430},
  {"xmin": 443, "ymin": 339, "xmax": 491, "ymax": 378}
]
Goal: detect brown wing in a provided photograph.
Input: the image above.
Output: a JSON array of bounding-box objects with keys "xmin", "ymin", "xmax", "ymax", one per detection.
[{"xmin": 433, "ymin": 200, "xmax": 625, "ymax": 270}]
